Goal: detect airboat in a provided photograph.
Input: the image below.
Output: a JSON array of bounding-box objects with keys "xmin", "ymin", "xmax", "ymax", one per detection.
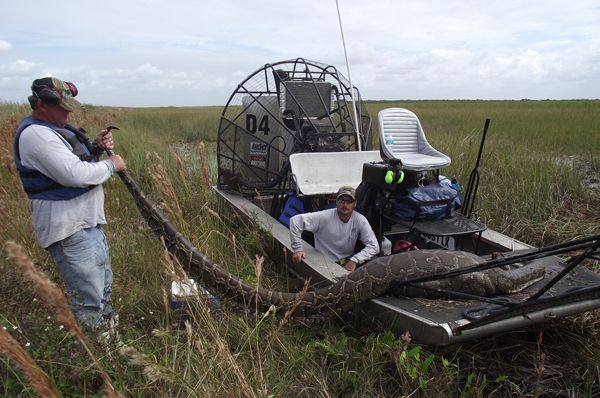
[{"xmin": 213, "ymin": 58, "xmax": 600, "ymax": 346}]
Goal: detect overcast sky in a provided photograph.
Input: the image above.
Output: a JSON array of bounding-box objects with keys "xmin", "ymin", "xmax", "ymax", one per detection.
[{"xmin": 1, "ymin": 0, "xmax": 599, "ymax": 107}]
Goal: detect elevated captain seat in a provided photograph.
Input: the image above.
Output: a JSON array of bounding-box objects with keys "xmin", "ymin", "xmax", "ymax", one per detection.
[
  {"xmin": 378, "ymin": 108, "xmax": 450, "ymax": 171},
  {"xmin": 372, "ymin": 108, "xmax": 485, "ymax": 253}
]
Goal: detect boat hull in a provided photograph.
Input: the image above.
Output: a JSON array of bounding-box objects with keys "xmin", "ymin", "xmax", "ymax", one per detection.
[{"xmin": 215, "ymin": 187, "xmax": 600, "ymax": 345}]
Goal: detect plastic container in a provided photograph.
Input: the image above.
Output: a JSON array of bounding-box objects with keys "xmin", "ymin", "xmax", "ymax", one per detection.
[
  {"xmin": 170, "ymin": 279, "xmax": 221, "ymax": 326},
  {"xmin": 381, "ymin": 237, "xmax": 392, "ymax": 256}
]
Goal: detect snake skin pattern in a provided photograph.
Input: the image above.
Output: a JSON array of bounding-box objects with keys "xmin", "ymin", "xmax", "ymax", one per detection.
[{"xmin": 115, "ymin": 170, "xmax": 545, "ymax": 317}]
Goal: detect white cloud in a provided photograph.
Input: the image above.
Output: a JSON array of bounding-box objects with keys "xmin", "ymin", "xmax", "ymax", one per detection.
[
  {"xmin": 0, "ymin": 0, "xmax": 599, "ymax": 105},
  {"xmin": 0, "ymin": 60, "xmax": 41, "ymax": 75},
  {"xmin": 0, "ymin": 40, "xmax": 11, "ymax": 51},
  {"xmin": 136, "ymin": 63, "xmax": 163, "ymax": 77}
]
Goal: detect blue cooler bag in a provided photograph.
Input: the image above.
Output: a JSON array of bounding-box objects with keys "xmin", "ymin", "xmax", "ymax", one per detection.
[
  {"xmin": 278, "ymin": 193, "xmax": 305, "ymax": 227},
  {"xmin": 394, "ymin": 183, "xmax": 460, "ymax": 221}
]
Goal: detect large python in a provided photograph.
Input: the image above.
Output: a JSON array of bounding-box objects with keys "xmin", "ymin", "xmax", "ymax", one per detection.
[{"xmin": 114, "ymin": 168, "xmax": 545, "ymax": 317}]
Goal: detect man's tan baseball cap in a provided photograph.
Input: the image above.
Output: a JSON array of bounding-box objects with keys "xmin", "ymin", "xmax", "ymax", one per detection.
[{"xmin": 336, "ymin": 185, "xmax": 356, "ymax": 201}]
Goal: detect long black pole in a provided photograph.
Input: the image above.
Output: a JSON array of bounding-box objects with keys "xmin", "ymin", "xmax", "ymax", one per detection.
[{"xmin": 462, "ymin": 117, "xmax": 491, "ymax": 218}]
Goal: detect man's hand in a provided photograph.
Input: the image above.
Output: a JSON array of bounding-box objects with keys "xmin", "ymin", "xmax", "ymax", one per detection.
[
  {"xmin": 108, "ymin": 155, "xmax": 126, "ymax": 172},
  {"xmin": 292, "ymin": 251, "xmax": 305, "ymax": 264},
  {"xmin": 95, "ymin": 129, "xmax": 114, "ymax": 151},
  {"xmin": 343, "ymin": 260, "xmax": 357, "ymax": 272}
]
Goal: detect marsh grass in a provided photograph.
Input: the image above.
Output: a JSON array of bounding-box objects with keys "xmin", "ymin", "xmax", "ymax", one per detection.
[{"xmin": 1, "ymin": 101, "xmax": 599, "ymax": 397}]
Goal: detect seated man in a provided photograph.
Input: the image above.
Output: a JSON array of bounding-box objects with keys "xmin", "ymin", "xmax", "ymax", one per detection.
[{"xmin": 289, "ymin": 185, "xmax": 379, "ymax": 272}]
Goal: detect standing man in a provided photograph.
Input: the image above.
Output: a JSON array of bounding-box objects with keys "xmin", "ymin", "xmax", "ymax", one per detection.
[
  {"xmin": 13, "ymin": 77, "xmax": 126, "ymax": 333},
  {"xmin": 289, "ymin": 185, "xmax": 379, "ymax": 272}
]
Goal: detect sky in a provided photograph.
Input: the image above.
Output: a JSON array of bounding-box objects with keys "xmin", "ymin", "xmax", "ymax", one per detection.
[{"xmin": 1, "ymin": 0, "xmax": 599, "ymax": 107}]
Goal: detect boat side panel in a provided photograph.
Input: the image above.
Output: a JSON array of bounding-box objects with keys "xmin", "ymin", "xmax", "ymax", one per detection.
[{"xmin": 215, "ymin": 187, "xmax": 347, "ymax": 285}]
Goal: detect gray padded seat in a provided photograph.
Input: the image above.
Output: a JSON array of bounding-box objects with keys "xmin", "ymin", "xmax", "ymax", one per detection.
[{"xmin": 378, "ymin": 108, "xmax": 451, "ymax": 171}]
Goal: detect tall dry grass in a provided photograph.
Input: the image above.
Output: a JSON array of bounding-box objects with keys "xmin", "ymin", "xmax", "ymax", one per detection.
[
  {"xmin": 0, "ymin": 327, "xmax": 60, "ymax": 398},
  {"xmin": 4, "ymin": 241, "xmax": 123, "ymax": 398},
  {"xmin": 110, "ymin": 223, "xmax": 260, "ymax": 397},
  {"xmin": 198, "ymin": 141, "xmax": 211, "ymax": 190},
  {"xmin": 146, "ymin": 151, "xmax": 185, "ymax": 227}
]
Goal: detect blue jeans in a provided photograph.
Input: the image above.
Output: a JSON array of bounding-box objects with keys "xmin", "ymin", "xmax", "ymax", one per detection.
[{"xmin": 47, "ymin": 225, "xmax": 115, "ymax": 330}]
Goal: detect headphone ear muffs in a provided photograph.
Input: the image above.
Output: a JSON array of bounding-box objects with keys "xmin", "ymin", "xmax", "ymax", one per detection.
[
  {"xmin": 396, "ymin": 169, "xmax": 405, "ymax": 184},
  {"xmin": 37, "ymin": 87, "xmax": 60, "ymax": 104},
  {"xmin": 32, "ymin": 79, "xmax": 61, "ymax": 105},
  {"xmin": 384, "ymin": 169, "xmax": 394, "ymax": 184}
]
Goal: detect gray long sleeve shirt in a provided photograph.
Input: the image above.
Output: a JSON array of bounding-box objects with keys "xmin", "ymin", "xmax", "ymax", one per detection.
[
  {"xmin": 289, "ymin": 208, "xmax": 379, "ymax": 264},
  {"xmin": 18, "ymin": 123, "xmax": 115, "ymax": 248}
]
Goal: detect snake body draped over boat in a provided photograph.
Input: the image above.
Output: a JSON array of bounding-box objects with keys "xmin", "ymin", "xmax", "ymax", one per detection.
[{"xmin": 114, "ymin": 169, "xmax": 545, "ymax": 317}]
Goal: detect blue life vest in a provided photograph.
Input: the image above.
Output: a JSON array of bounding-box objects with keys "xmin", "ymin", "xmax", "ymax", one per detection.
[{"xmin": 13, "ymin": 116, "xmax": 99, "ymax": 200}]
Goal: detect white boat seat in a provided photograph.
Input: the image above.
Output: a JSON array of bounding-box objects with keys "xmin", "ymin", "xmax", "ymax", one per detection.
[
  {"xmin": 378, "ymin": 108, "xmax": 451, "ymax": 171},
  {"xmin": 289, "ymin": 151, "xmax": 382, "ymax": 195}
]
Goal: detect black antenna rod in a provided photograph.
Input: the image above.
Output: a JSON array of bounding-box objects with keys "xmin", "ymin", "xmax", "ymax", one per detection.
[{"xmin": 462, "ymin": 117, "xmax": 491, "ymax": 218}]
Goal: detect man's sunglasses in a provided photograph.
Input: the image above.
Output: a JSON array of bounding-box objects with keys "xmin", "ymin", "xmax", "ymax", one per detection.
[{"xmin": 336, "ymin": 198, "xmax": 356, "ymax": 205}]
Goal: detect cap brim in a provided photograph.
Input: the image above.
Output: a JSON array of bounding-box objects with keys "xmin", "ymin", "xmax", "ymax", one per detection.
[{"xmin": 59, "ymin": 97, "xmax": 82, "ymax": 112}]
